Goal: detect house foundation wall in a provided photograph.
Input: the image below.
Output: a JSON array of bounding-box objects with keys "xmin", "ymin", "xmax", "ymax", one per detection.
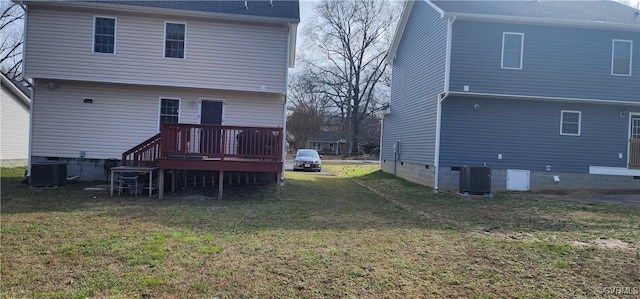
[
  {"xmin": 438, "ymin": 168, "xmax": 640, "ymax": 191},
  {"xmin": 380, "ymin": 160, "xmax": 435, "ymax": 188},
  {"xmin": 32, "ymin": 156, "xmax": 114, "ymax": 182}
]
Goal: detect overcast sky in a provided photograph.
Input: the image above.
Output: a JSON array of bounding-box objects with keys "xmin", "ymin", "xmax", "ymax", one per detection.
[{"xmin": 295, "ymin": 0, "xmax": 640, "ymax": 56}]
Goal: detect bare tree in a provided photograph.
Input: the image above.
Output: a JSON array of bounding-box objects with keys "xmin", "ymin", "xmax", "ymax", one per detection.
[
  {"xmin": 286, "ymin": 69, "xmax": 330, "ymax": 149},
  {"xmin": 302, "ymin": 0, "xmax": 399, "ymax": 155},
  {"xmin": 0, "ymin": 1, "xmax": 24, "ymax": 79}
]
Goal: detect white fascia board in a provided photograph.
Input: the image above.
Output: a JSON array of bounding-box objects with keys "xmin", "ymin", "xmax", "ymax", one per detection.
[
  {"xmin": 424, "ymin": 0, "xmax": 445, "ymax": 16},
  {"xmin": 443, "ymin": 12, "xmax": 640, "ymax": 32},
  {"xmin": 448, "ymin": 92, "xmax": 640, "ymax": 106},
  {"xmin": 387, "ymin": 0, "xmax": 416, "ymax": 66},
  {"xmin": 288, "ymin": 23, "xmax": 297, "ymax": 68},
  {"xmin": 589, "ymin": 166, "xmax": 640, "ymax": 176},
  {"xmin": 25, "ymin": 1, "xmax": 300, "ymax": 25},
  {"xmin": 0, "ymin": 74, "xmax": 31, "ymax": 106}
]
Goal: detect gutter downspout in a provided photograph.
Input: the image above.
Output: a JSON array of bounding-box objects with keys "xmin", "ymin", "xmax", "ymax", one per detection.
[
  {"xmin": 434, "ymin": 92, "xmax": 447, "ymax": 191},
  {"xmin": 26, "ymin": 80, "xmax": 34, "ymax": 178},
  {"xmin": 434, "ymin": 16, "xmax": 455, "ymax": 191},
  {"xmin": 21, "ymin": 3, "xmax": 33, "ymax": 178},
  {"xmin": 379, "ymin": 117, "xmax": 384, "ymax": 165}
]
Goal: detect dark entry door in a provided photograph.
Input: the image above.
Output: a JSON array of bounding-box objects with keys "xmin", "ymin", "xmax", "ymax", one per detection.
[
  {"xmin": 201, "ymin": 101, "xmax": 223, "ymax": 125},
  {"xmin": 200, "ymin": 101, "xmax": 223, "ymax": 155}
]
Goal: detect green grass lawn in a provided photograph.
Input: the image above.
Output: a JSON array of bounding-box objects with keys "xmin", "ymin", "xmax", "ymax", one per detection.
[{"xmin": 1, "ymin": 165, "xmax": 639, "ymax": 298}]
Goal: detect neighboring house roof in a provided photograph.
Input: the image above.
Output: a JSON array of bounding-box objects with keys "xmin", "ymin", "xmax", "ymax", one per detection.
[
  {"xmin": 431, "ymin": 0, "xmax": 640, "ymax": 26},
  {"xmin": 309, "ymin": 131, "xmax": 346, "ymax": 143},
  {"xmin": 1, "ymin": 73, "xmax": 30, "ymax": 107},
  {"xmin": 389, "ymin": 0, "xmax": 640, "ymax": 65}
]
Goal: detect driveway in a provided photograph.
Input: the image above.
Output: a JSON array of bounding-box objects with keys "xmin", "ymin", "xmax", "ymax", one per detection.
[{"xmin": 284, "ymin": 159, "xmax": 379, "ymax": 175}]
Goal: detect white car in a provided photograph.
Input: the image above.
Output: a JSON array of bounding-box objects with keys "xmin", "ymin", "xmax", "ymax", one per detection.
[{"xmin": 293, "ymin": 149, "xmax": 322, "ymax": 172}]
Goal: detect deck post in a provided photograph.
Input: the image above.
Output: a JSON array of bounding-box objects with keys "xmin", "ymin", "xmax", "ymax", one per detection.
[
  {"xmin": 276, "ymin": 171, "xmax": 281, "ymax": 197},
  {"xmin": 218, "ymin": 170, "xmax": 224, "ymax": 200},
  {"xmin": 158, "ymin": 169, "xmax": 165, "ymax": 199},
  {"xmin": 171, "ymin": 170, "xmax": 176, "ymax": 193}
]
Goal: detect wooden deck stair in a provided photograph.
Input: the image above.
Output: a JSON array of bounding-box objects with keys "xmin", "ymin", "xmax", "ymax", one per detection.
[{"xmin": 122, "ymin": 133, "xmax": 162, "ymax": 167}]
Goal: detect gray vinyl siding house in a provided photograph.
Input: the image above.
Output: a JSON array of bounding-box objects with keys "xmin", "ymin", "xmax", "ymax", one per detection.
[
  {"xmin": 20, "ymin": 0, "xmax": 298, "ymax": 180},
  {"xmin": 381, "ymin": 0, "xmax": 640, "ymax": 191}
]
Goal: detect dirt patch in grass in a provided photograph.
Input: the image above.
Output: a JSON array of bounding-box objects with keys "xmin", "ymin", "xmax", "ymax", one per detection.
[
  {"xmin": 520, "ymin": 189, "xmax": 640, "ymax": 207},
  {"xmin": 571, "ymin": 239, "xmax": 638, "ymax": 250}
]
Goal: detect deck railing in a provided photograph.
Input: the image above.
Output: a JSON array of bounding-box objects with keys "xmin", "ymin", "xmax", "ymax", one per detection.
[
  {"xmin": 160, "ymin": 124, "xmax": 283, "ymax": 162},
  {"xmin": 121, "ymin": 133, "xmax": 162, "ymax": 166},
  {"xmin": 629, "ymin": 138, "xmax": 640, "ymax": 169}
]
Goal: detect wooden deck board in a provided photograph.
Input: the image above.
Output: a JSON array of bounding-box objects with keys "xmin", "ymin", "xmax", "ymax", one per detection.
[{"xmin": 157, "ymin": 157, "xmax": 283, "ymax": 172}]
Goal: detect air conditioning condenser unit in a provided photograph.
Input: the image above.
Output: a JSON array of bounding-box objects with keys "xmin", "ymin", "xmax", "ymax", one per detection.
[
  {"xmin": 31, "ymin": 162, "xmax": 68, "ymax": 187},
  {"xmin": 459, "ymin": 165, "xmax": 491, "ymax": 195}
]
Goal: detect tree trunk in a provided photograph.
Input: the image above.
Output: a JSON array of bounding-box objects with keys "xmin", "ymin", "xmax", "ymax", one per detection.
[{"xmin": 351, "ymin": 113, "xmax": 360, "ymax": 155}]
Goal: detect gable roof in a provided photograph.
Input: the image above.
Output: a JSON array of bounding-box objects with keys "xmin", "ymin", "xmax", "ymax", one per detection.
[
  {"xmin": 23, "ymin": 0, "xmax": 300, "ymax": 23},
  {"xmin": 1, "ymin": 73, "xmax": 31, "ymax": 107},
  {"xmin": 389, "ymin": 0, "xmax": 640, "ymax": 65},
  {"xmin": 431, "ymin": 0, "xmax": 640, "ymax": 26}
]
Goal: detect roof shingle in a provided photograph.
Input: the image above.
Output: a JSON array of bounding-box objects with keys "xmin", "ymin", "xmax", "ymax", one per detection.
[
  {"xmin": 92, "ymin": 1, "xmax": 299, "ymax": 20},
  {"xmin": 432, "ymin": 0, "xmax": 640, "ymax": 26}
]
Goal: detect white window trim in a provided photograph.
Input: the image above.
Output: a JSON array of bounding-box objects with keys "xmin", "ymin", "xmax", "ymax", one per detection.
[
  {"xmin": 560, "ymin": 110, "xmax": 581, "ymax": 136},
  {"xmin": 501, "ymin": 32, "xmax": 524, "ymax": 70},
  {"xmin": 158, "ymin": 97, "xmax": 181, "ymax": 131},
  {"xmin": 198, "ymin": 98, "xmax": 226, "ymax": 125},
  {"xmin": 92, "ymin": 16, "xmax": 117, "ymax": 55},
  {"xmin": 163, "ymin": 21, "xmax": 187, "ymax": 59},
  {"xmin": 630, "ymin": 112, "xmax": 640, "ymax": 139},
  {"xmin": 611, "ymin": 39, "xmax": 633, "ymax": 76}
]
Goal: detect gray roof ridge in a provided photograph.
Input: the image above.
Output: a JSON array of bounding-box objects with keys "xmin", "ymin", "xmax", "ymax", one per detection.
[{"xmin": 24, "ymin": 0, "xmax": 300, "ymax": 23}]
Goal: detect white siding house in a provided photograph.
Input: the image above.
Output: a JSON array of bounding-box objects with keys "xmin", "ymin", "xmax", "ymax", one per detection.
[
  {"xmin": 20, "ymin": 0, "xmax": 299, "ymax": 181},
  {"xmin": 0, "ymin": 74, "xmax": 31, "ymax": 167},
  {"xmin": 25, "ymin": 6, "xmax": 290, "ymax": 93}
]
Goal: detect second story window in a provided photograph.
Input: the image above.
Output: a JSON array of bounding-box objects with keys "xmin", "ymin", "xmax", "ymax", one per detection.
[
  {"xmin": 611, "ymin": 39, "xmax": 632, "ymax": 76},
  {"xmin": 501, "ymin": 32, "xmax": 524, "ymax": 70},
  {"xmin": 93, "ymin": 17, "xmax": 116, "ymax": 54},
  {"xmin": 165, "ymin": 22, "xmax": 186, "ymax": 59}
]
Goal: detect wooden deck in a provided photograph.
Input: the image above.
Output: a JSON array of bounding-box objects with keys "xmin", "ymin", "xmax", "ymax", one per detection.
[
  {"xmin": 122, "ymin": 124, "xmax": 284, "ymax": 199},
  {"xmin": 157, "ymin": 156, "xmax": 282, "ymax": 172}
]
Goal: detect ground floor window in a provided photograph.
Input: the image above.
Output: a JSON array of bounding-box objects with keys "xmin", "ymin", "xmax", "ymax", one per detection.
[
  {"xmin": 560, "ymin": 110, "xmax": 581, "ymax": 136},
  {"xmin": 159, "ymin": 98, "xmax": 180, "ymax": 129}
]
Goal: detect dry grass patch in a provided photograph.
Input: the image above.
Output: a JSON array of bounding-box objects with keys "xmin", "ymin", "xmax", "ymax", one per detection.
[{"xmin": 2, "ymin": 166, "xmax": 640, "ymax": 298}]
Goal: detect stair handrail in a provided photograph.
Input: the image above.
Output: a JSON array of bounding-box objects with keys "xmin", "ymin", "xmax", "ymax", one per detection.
[{"xmin": 121, "ymin": 133, "xmax": 162, "ymax": 166}]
